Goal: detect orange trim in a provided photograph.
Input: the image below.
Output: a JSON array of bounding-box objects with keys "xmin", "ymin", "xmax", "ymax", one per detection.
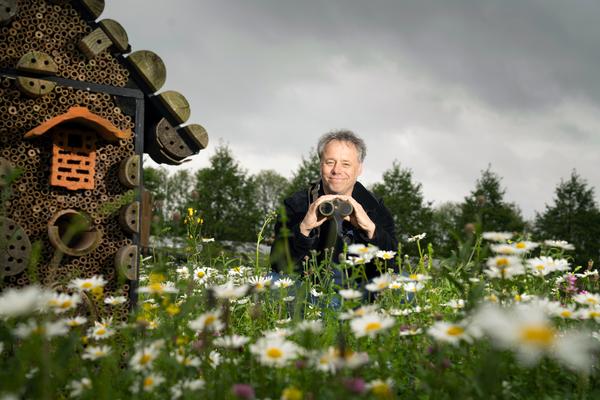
[{"xmin": 24, "ymin": 106, "xmax": 131, "ymax": 141}]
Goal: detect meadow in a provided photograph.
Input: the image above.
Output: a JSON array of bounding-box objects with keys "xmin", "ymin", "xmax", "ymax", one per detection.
[{"xmin": 1, "ymin": 209, "xmax": 599, "ymax": 399}]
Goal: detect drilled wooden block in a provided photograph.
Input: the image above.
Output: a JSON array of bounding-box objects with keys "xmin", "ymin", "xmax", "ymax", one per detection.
[
  {"xmin": 0, "ymin": 157, "xmax": 15, "ymax": 187},
  {"xmin": 115, "ymin": 245, "xmax": 138, "ymax": 280},
  {"xmin": 0, "ymin": 217, "xmax": 31, "ymax": 277},
  {"xmin": 78, "ymin": 27, "xmax": 113, "ymax": 59},
  {"xmin": 119, "ymin": 201, "xmax": 140, "ymax": 234},
  {"xmin": 16, "ymin": 51, "xmax": 58, "ymax": 75},
  {"xmin": 16, "ymin": 76, "xmax": 56, "ymax": 98},
  {"xmin": 0, "ymin": 0, "xmax": 17, "ymax": 25},
  {"xmin": 118, "ymin": 155, "xmax": 140, "ymax": 188},
  {"xmin": 155, "ymin": 118, "xmax": 194, "ymax": 159}
]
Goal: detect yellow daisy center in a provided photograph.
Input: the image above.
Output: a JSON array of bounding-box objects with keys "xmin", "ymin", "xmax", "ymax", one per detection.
[
  {"xmin": 197, "ymin": 271, "xmax": 205, "ymax": 278},
  {"xmin": 140, "ymin": 353, "xmax": 152, "ymax": 365},
  {"xmin": 516, "ymin": 242, "xmax": 526, "ymax": 249},
  {"xmin": 60, "ymin": 300, "xmax": 73, "ymax": 309},
  {"xmin": 589, "ymin": 311, "xmax": 600, "ymax": 318},
  {"xmin": 204, "ymin": 315, "xmax": 216, "ymax": 326},
  {"xmin": 149, "ymin": 283, "xmax": 163, "ymax": 293},
  {"xmin": 496, "ymin": 258, "xmax": 509, "ymax": 267},
  {"xmin": 560, "ymin": 310, "xmax": 572, "ymax": 318},
  {"xmin": 82, "ymin": 282, "xmax": 93, "ymax": 289},
  {"xmin": 143, "ymin": 377, "xmax": 154, "ymax": 387},
  {"xmin": 267, "ymin": 348, "xmax": 283, "ymax": 359},
  {"xmin": 520, "ymin": 325, "xmax": 555, "ymax": 347},
  {"xmin": 535, "ymin": 265, "xmax": 545, "ymax": 271},
  {"xmin": 409, "ymin": 274, "xmax": 418, "ymax": 280},
  {"xmin": 586, "ymin": 298, "xmax": 598, "ymax": 305},
  {"xmin": 365, "ymin": 322, "xmax": 382, "ymax": 332},
  {"xmin": 96, "ymin": 328, "xmax": 106, "ymax": 336},
  {"xmin": 446, "ymin": 326, "xmax": 464, "ymax": 336}
]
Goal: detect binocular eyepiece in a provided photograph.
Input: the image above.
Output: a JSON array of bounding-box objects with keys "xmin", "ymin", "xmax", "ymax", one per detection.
[{"xmin": 318, "ymin": 199, "xmax": 353, "ymax": 217}]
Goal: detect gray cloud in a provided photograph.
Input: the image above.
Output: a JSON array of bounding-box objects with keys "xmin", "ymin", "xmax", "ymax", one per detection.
[{"xmin": 104, "ymin": 0, "xmax": 600, "ymax": 219}]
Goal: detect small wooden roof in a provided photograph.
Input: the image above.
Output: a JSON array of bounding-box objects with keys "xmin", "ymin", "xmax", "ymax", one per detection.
[{"xmin": 24, "ymin": 106, "xmax": 131, "ymax": 141}]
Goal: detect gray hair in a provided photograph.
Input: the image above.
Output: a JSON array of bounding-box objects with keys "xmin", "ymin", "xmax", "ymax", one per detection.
[{"xmin": 317, "ymin": 130, "xmax": 366, "ymax": 163}]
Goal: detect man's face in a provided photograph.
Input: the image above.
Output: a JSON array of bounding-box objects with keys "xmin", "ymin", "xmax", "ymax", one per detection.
[{"xmin": 320, "ymin": 140, "xmax": 363, "ymax": 196}]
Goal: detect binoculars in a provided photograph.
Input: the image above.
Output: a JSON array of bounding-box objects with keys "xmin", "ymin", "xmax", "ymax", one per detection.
[{"xmin": 318, "ymin": 199, "xmax": 353, "ymax": 217}]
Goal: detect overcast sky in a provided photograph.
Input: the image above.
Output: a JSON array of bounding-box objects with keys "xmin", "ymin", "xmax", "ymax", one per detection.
[{"xmin": 104, "ymin": 0, "xmax": 600, "ymax": 219}]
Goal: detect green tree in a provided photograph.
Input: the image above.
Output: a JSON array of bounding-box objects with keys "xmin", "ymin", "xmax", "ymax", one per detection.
[
  {"xmin": 143, "ymin": 167, "xmax": 194, "ymax": 235},
  {"xmin": 458, "ymin": 166, "xmax": 525, "ymax": 236},
  {"xmin": 534, "ymin": 170, "xmax": 600, "ymax": 267},
  {"xmin": 254, "ymin": 170, "xmax": 289, "ymax": 241},
  {"xmin": 372, "ymin": 161, "xmax": 434, "ymax": 251},
  {"xmin": 431, "ymin": 201, "xmax": 462, "ymax": 257},
  {"xmin": 191, "ymin": 144, "xmax": 261, "ymax": 242},
  {"xmin": 254, "ymin": 170, "xmax": 289, "ymax": 215},
  {"xmin": 283, "ymin": 149, "xmax": 321, "ymax": 199}
]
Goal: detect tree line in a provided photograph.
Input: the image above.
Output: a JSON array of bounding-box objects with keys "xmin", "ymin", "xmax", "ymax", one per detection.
[{"xmin": 144, "ymin": 144, "xmax": 600, "ymax": 267}]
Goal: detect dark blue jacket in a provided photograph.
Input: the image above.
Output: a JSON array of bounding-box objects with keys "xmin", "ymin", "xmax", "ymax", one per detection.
[{"xmin": 270, "ymin": 180, "xmax": 397, "ymax": 278}]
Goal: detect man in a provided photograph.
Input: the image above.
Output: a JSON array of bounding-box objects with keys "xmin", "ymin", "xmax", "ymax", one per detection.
[{"xmin": 270, "ymin": 130, "xmax": 397, "ymax": 279}]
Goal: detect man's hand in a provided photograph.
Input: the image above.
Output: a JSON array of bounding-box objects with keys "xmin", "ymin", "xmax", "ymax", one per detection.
[
  {"xmin": 299, "ymin": 195, "xmax": 340, "ymax": 237},
  {"xmin": 301, "ymin": 194, "xmax": 376, "ymax": 239},
  {"xmin": 335, "ymin": 195, "xmax": 376, "ymax": 239}
]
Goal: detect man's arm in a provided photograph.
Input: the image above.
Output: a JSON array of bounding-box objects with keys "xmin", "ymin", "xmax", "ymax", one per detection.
[{"xmin": 269, "ymin": 198, "xmax": 316, "ymax": 273}]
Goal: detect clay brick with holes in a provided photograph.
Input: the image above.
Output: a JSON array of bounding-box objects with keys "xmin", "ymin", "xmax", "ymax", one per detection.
[{"xmin": 50, "ymin": 128, "xmax": 97, "ymax": 190}]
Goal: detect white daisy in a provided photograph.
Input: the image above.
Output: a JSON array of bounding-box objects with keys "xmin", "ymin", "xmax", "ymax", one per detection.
[
  {"xmin": 398, "ymin": 273, "xmax": 431, "ymax": 282},
  {"xmin": 339, "ymin": 289, "xmax": 362, "ymax": 300},
  {"xmin": 248, "ymin": 276, "xmax": 272, "ymax": 292},
  {"xmin": 212, "ymin": 282, "xmax": 248, "ymax": 300},
  {"xmin": 87, "ymin": 320, "xmax": 114, "ymax": 340},
  {"xmin": 482, "ymin": 232, "xmax": 513, "ymax": 242},
  {"xmin": 427, "ymin": 320, "xmax": 473, "ymax": 346},
  {"xmin": 543, "ymin": 240, "xmax": 575, "ymax": 250},
  {"xmin": 104, "ymin": 296, "xmax": 127, "ymax": 306},
  {"xmin": 137, "ymin": 282, "xmax": 178, "ymax": 295},
  {"xmin": 273, "ymin": 277, "xmax": 294, "ymax": 289},
  {"xmin": 0, "ymin": 285, "xmax": 53, "ymax": 318},
  {"xmin": 47, "ymin": 292, "xmax": 81, "ymax": 314},
  {"xmin": 141, "ymin": 373, "xmax": 165, "ymax": 392},
  {"xmin": 485, "ymin": 256, "xmax": 525, "ymax": 279},
  {"xmin": 67, "ymin": 377, "xmax": 92, "ymax": 397},
  {"xmin": 213, "ymin": 334, "xmax": 250, "ymax": 349},
  {"xmin": 188, "ymin": 309, "xmax": 224, "ymax": 332},
  {"xmin": 250, "ymin": 336, "xmax": 299, "ymax": 367},
  {"xmin": 82, "ymin": 345, "xmax": 111, "ymax": 360},
  {"xmin": 63, "ymin": 316, "xmax": 87, "ymax": 327},
  {"xmin": 129, "ymin": 345, "xmax": 160, "ymax": 372},
  {"xmin": 68, "ymin": 275, "xmax": 107, "ymax": 292},
  {"xmin": 365, "ymin": 274, "xmax": 392, "ymax": 292},
  {"xmin": 403, "ymin": 282, "xmax": 425, "ymax": 293},
  {"xmin": 574, "ymin": 293, "xmax": 600, "ymax": 307},
  {"xmin": 14, "ymin": 320, "xmax": 69, "ymax": 339},
  {"xmin": 376, "ymin": 250, "xmax": 396, "ymax": 260},
  {"xmin": 407, "ymin": 233, "xmax": 427, "ymax": 242},
  {"xmin": 350, "ymin": 313, "xmax": 395, "ymax": 338},
  {"xmin": 295, "ymin": 320, "xmax": 323, "ymax": 334}
]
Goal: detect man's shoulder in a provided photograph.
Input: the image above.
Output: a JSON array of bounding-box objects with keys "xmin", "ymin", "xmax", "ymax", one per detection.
[
  {"xmin": 284, "ymin": 187, "xmax": 310, "ymax": 212},
  {"xmin": 353, "ymin": 181, "xmax": 382, "ymax": 211}
]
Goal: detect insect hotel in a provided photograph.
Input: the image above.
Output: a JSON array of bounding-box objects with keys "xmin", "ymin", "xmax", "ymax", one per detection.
[{"xmin": 0, "ymin": 0, "xmax": 209, "ymax": 312}]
